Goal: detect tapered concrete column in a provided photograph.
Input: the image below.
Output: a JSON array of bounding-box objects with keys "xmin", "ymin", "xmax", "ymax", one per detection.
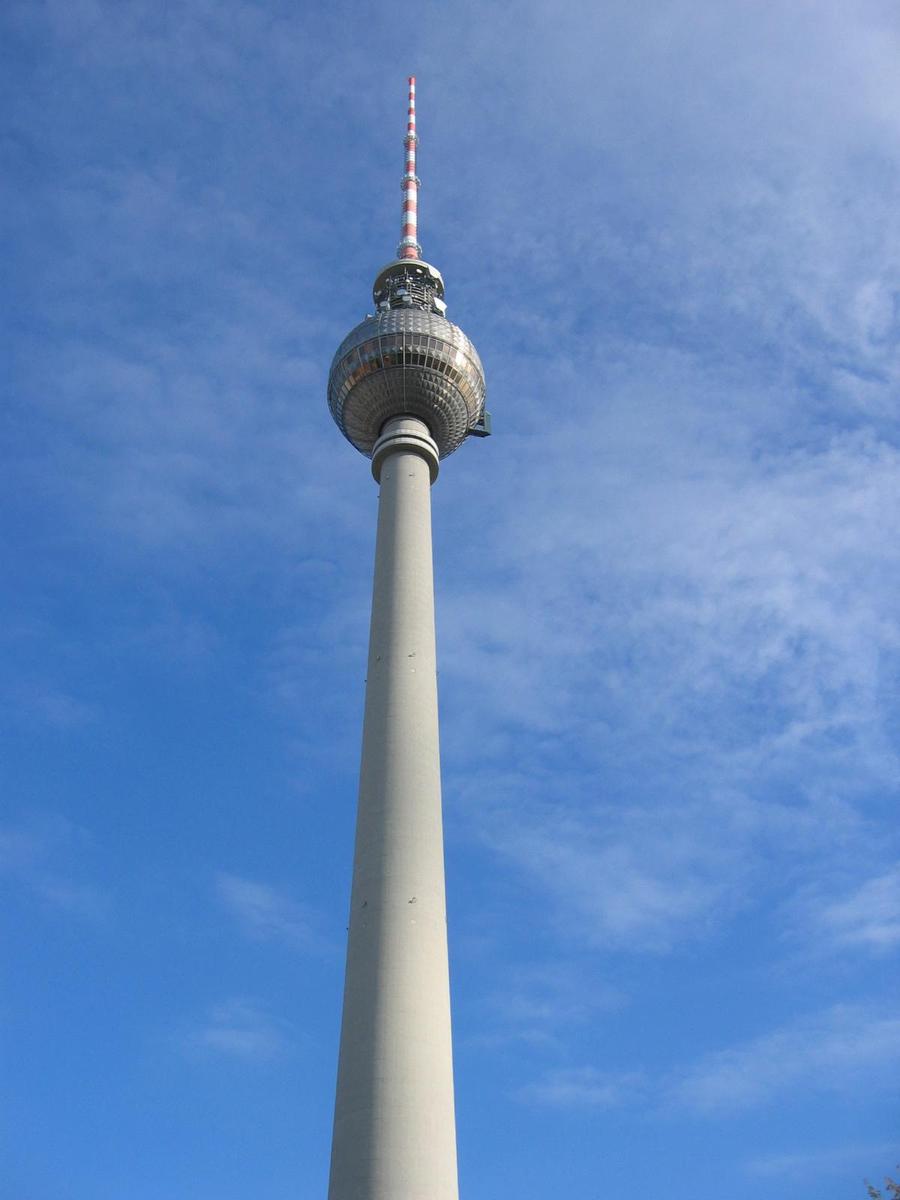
[{"xmin": 327, "ymin": 416, "xmax": 459, "ymax": 1200}]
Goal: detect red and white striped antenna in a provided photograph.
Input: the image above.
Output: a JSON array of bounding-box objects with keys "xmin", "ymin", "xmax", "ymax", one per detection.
[{"xmin": 397, "ymin": 76, "xmax": 422, "ymax": 260}]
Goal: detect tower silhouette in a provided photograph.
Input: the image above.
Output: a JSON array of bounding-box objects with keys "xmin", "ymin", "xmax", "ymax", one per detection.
[{"xmin": 326, "ymin": 77, "xmax": 488, "ymax": 1200}]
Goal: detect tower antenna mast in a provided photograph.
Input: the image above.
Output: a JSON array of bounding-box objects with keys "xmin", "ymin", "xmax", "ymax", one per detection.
[{"xmin": 398, "ymin": 75, "xmax": 422, "ymax": 260}]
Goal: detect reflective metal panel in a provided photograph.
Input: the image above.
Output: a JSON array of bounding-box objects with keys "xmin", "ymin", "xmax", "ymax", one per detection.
[{"xmin": 328, "ymin": 308, "xmax": 486, "ymax": 459}]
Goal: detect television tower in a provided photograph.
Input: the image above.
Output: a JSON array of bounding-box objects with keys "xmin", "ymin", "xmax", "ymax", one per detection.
[{"xmin": 326, "ymin": 77, "xmax": 488, "ymax": 1200}]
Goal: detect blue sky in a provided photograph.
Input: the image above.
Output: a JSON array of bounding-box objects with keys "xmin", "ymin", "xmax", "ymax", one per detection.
[{"xmin": 3, "ymin": 0, "xmax": 899, "ymax": 1196}]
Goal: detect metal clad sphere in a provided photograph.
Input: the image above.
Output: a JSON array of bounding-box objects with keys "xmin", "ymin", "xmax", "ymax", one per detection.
[{"xmin": 328, "ymin": 307, "xmax": 486, "ymax": 459}]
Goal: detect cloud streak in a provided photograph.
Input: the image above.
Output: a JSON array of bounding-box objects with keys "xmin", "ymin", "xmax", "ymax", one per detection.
[
  {"xmin": 672, "ymin": 1005, "xmax": 900, "ymax": 1114},
  {"xmin": 816, "ymin": 869, "xmax": 900, "ymax": 951},
  {"xmin": 0, "ymin": 814, "xmax": 109, "ymax": 920},
  {"xmin": 515, "ymin": 1066, "xmax": 644, "ymax": 1110},
  {"xmin": 517, "ymin": 1005, "xmax": 900, "ymax": 1115},
  {"xmin": 465, "ymin": 961, "xmax": 623, "ymax": 1049},
  {"xmin": 182, "ymin": 997, "xmax": 294, "ymax": 1063},
  {"xmin": 215, "ymin": 871, "xmax": 327, "ymax": 952}
]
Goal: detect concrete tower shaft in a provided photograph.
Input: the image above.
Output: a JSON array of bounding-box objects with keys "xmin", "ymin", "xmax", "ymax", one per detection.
[{"xmin": 327, "ymin": 417, "xmax": 457, "ymax": 1200}]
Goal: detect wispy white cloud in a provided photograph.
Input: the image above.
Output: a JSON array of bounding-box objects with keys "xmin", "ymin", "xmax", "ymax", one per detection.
[
  {"xmin": 462, "ymin": 769, "xmax": 867, "ymax": 953},
  {"xmin": 745, "ymin": 1141, "xmax": 899, "ymax": 1181},
  {"xmin": 182, "ymin": 997, "xmax": 293, "ymax": 1062},
  {"xmin": 215, "ymin": 871, "xmax": 326, "ymax": 952},
  {"xmin": 442, "ymin": 361, "xmax": 900, "ymax": 954},
  {"xmin": 0, "ymin": 814, "xmax": 109, "ymax": 919},
  {"xmin": 447, "ymin": 395, "xmax": 900, "ymax": 765},
  {"xmin": 30, "ymin": 876, "xmax": 109, "ymax": 920},
  {"xmin": 2, "ymin": 681, "xmax": 98, "ymax": 730},
  {"xmin": 793, "ymin": 867, "xmax": 900, "ymax": 954},
  {"xmin": 515, "ymin": 1066, "xmax": 645, "ymax": 1109},
  {"xmin": 471, "ymin": 789, "xmax": 735, "ymax": 952},
  {"xmin": 466, "ymin": 961, "xmax": 623, "ymax": 1049},
  {"xmin": 517, "ymin": 1005, "xmax": 900, "ymax": 1115},
  {"xmin": 0, "ymin": 825, "xmax": 42, "ymax": 874},
  {"xmin": 671, "ymin": 1005, "xmax": 900, "ymax": 1114},
  {"xmin": 24, "ymin": 687, "xmax": 97, "ymax": 729}
]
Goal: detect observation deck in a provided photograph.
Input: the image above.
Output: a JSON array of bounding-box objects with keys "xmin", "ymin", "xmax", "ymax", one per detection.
[{"xmin": 327, "ymin": 258, "xmax": 487, "ymax": 460}]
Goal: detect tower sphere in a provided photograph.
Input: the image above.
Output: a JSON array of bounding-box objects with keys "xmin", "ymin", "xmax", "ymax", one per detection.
[{"xmin": 328, "ymin": 258, "xmax": 486, "ymax": 460}]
